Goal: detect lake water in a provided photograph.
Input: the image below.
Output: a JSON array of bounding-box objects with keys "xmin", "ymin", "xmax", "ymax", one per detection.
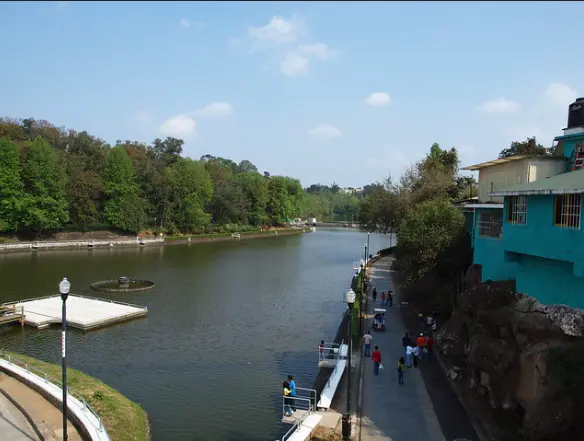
[{"xmin": 0, "ymin": 229, "xmax": 390, "ymax": 441}]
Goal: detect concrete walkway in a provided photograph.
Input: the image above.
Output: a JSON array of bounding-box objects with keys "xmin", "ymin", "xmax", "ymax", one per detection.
[
  {"xmin": 0, "ymin": 391, "xmax": 40, "ymax": 441},
  {"xmin": 0, "ymin": 372, "xmax": 82, "ymax": 441},
  {"xmin": 360, "ymin": 257, "xmax": 445, "ymax": 441}
]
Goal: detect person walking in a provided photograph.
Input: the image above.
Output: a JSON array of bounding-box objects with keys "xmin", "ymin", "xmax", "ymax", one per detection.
[
  {"xmin": 402, "ymin": 332, "xmax": 412, "ymax": 349},
  {"xmin": 387, "ymin": 290, "xmax": 394, "ymax": 307},
  {"xmin": 372, "ymin": 345, "xmax": 382, "ymax": 376},
  {"xmin": 381, "ymin": 291, "xmax": 386, "ymax": 305},
  {"xmin": 397, "ymin": 356, "xmax": 406, "ymax": 385},
  {"xmin": 412, "ymin": 345, "xmax": 420, "ymax": 368},
  {"xmin": 405, "ymin": 345, "xmax": 414, "ymax": 368},
  {"xmin": 417, "ymin": 333, "xmax": 426, "ymax": 360},
  {"xmin": 363, "ymin": 330, "xmax": 373, "ymax": 358},
  {"xmin": 372, "ymin": 287, "xmax": 378, "ymax": 303}
]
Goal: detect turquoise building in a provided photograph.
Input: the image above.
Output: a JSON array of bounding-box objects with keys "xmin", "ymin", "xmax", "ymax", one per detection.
[{"xmin": 463, "ymin": 97, "xmax": 584, "ymax": 309}]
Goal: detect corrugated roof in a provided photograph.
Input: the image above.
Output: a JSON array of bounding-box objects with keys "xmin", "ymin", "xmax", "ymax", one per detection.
[
  {"xmin": 462, "ymin": 155, "xmax": 566, "ymax": 171},
  {"xmin": 489, "ymin": 168, "xmax": 584, "ymax": 196}
]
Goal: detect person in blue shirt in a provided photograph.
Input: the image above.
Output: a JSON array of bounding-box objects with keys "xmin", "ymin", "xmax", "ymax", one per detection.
[{"xmin": 287, "ymin": 375, "xmax": 297, "ymax": 411}]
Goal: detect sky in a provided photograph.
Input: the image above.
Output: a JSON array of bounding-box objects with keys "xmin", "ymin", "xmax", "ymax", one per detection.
[{"xmin": 0, "ymin": 1, "xmax": 583, "ymax": 188}]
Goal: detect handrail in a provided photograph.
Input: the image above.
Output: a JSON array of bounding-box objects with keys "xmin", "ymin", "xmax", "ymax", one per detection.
[
  {"xmin": 1, "ymin": 293, "xmax": 148, "ymax": 311},
  {"xmin": 0, "ymin": 351, "xmax": 109, "ymax": 438}
]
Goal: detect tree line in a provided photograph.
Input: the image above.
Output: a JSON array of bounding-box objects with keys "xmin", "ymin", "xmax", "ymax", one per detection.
[{"xmin": 0, "ymin": 117, "xmax": 359, "ymax": 237}]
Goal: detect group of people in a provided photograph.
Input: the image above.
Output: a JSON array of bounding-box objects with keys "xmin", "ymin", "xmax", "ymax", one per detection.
[
  {"xmin": 371, "ymin": 287, "xmax": 394, "ymax": 307},
  {"xmin": 282, "ymin": 375, "xmax": 297, "ymax": 417},
  {"xmin": 402, "ymin": 331, "xmax": 435, "ymax": 369}
]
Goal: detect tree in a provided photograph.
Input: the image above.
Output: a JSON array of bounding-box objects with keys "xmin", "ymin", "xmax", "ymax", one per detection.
[
  {"xmin": 395, "ymin": 198, "xmax": 465, "ymax": 283},
  {"xmin": 498, "ymin": 137, "xmax": 551, "ymax": 158},
  {"xmin": 102, "ymin": 146, "xmax": 145, "ymax": 233},
  {"xmin": 20, "ymin": 137, "xmax": 69, "ymax": 233},
  {"xmin": 0, "ymin": 139, "xmax": 25, "ymax": 231},
  {"xmin": 166, "ymin": 158, "xmax": 213, "ymax": 232},
  {"xmin": 237, "ymin": 159, "xmax": 258, "ymax": 174}
]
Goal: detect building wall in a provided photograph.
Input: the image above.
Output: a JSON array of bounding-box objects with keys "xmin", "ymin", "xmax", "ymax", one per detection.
[
  {"xmin": 556, "ymin": 132, "xmax": 584, "ymax": 164},
  {"xmin": 515, "ymin": 254, "xmax": 584, "ymax": 309},
  {"xmin": 478, "ymin": 161, "xmax": 528, "ymax": 203},
  {"xmin": 503, "ymin": 195, "xmax": 584, "ymax": 276},
  {"xmin": 471, "ymin": 207, "xmax": 517, "ymax": 281},
  {"xmin": 477, "ymin": 159, "xmax": 567, "ymax": 204}
]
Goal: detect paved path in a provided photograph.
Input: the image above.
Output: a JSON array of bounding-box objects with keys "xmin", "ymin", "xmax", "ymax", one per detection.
[
  {"xmin": 0, "ymin": 372, "xmax": 82, "ymax": 441},
  {"xmin": 360, "ymin": 257, "xmax": 445, "ymax": 441},
  {"xmin": 0, "ymin": 391, "xmax": 40, "ymax": 441}
]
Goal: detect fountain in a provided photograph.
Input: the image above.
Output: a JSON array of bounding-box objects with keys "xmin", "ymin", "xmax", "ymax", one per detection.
[{"xmin": 90, "ymin": 277, "xmax": 155, "ymax": 293}]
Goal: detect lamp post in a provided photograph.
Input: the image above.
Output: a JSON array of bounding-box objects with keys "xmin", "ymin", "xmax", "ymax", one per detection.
[
  {"xmin": 59, "ymin": 277, "xmax": 71, "ymax": 441},
  {"xmin": 342, "ymin": 289, "xmax": 356, "ymax": 441},
  {"xmin": 367, "ymin": 232, "xmax": 370, "ymax": 261}
]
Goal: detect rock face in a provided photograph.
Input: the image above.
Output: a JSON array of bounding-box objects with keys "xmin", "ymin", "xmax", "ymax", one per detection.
[{"xmin": 438, "ymin": 280, "xmax": 584, "ymax": 441}]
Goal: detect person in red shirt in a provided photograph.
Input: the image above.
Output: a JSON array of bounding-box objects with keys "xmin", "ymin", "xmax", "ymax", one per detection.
[
  {"xmin": 426, "ymin": 336, "xmax": 435, "ymax": 359},
  {"xmin": 371, "ymin": 345, "xmax": 382, "ymax": 376}
]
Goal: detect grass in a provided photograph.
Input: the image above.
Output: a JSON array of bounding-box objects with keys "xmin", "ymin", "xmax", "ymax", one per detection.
[
  {"xmin": 164, "ymin": 227, "xmax": 305, "ymax": 242},
  {"xmin": 311, "ymin": 426, "xmax": 342, "ymax": 441},
  {"xmin": 3, "ymin": 351, "xmax": 150, "ymax": 441}
]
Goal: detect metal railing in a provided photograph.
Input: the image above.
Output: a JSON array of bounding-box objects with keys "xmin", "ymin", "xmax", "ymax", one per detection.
[
  {"xmin": 1, "ymin": 293, "xmax": 148, "ymax": 311},
  {"xmin": 279, "ymin": 387, "xmax": 317, "ymax": 441},
  {"xmin": 0, "ymin": 351, "xmax": 110, "ymax": 438},
  {"xmin": 317, "ymin": 342, "xmax": 345, "ymax": 367}
]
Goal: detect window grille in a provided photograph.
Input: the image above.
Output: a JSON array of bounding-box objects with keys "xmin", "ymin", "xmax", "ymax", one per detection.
[
  {"xmin": 554, "ymin": 194, "xmax": 581, "ymax": 230},
  {"xmin": 506, "ymin": 196, "xmax": 528, "ymax": 224},
  {"xmin": 479, "ymin": 212, "xmax": 503, "ymax": 238}
]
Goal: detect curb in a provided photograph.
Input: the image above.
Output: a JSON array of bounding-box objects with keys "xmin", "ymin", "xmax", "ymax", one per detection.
[{"xmin": 408, "ymin": 304, "xmax": 490, "ymax": 441}]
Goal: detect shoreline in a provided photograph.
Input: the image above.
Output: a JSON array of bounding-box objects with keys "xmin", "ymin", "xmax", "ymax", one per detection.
[{"xmin": 0, "ymin": 228, "xmax": 309, "ymax": 254}]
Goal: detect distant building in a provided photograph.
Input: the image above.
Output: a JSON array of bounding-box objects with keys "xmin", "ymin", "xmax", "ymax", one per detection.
[{"xmin": 340, "ymin": 187, "xmax": 364, "ymax": 196}]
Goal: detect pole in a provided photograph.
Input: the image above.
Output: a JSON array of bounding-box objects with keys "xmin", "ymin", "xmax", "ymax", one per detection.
[
  {"xmin": 62, "ymin": 296, "xmax": 68, "ymax": 441},
  {"xmin": 344, "ymin": 302, "xmax": 354, "ymax": 441},
  {"xmin": 367, "ymin": 232, "xmax": 370, "ymax": 260}
]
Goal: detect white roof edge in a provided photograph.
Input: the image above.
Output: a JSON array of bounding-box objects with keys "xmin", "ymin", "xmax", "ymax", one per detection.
[
  {"xmin": 458, "ymin": 204, "xmax": 504, "ymax": 209},
  {"xmin": 489, "ymin": 189, "xmax": 584, "ymax": 197}
]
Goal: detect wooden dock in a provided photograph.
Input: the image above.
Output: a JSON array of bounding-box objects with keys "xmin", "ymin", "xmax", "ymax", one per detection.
[
  {"xmin": 0, "ymin": 304, "xmax": 24, "ymax": 326},
  {"xmin": 0, "ymin": 294, "xmax": 148, "ymax": 330}
]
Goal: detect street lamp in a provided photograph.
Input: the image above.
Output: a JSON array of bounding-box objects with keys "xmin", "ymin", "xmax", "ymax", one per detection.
[
  {"xmin": 59, "ymin": 277, "xmax": 71, "ymax": 441},
  {"xmin": 342, "ymin": 289, "xmax": 356, "ymax": 441},
  {"xmin": 367, "ymin": 232, "xmax": 370, "ymax": 261}
]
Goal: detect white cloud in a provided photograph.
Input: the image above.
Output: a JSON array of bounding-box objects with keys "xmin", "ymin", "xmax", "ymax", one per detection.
[
  {"xmin": 159, "ymin": 114, "xmax": 197, "ymax": 138},
  {"xmin": 249, "ymin": 16, "xmax": 304, "ymax": 44},
  {"xmin": 309, "ymin": 124, "xmax": 342, "ymax": 140},
  {"xmin": 478, "ymin": 98, "xmax": 520, "ymax": 114},
  {"xmin": 179, "ymin": 19, "xmax": 191, "ymax": 28},
  {"xmin": 193, "ymin": 102, "xmax": 233, "ymax": 118},
  {"xmin": 281, "ymin": 53, "xmax": 309, "ymax": 77},
  {"xmin": 541, "ymin": 83, "xmax": 578, "ymax": 110},
  {"xmin": 364, "ymin": 92, "xmax": 392, "ymax": 107},
  {"xmin": 298, "ymin": 43, "xmax": 337, "ymax": 60}
]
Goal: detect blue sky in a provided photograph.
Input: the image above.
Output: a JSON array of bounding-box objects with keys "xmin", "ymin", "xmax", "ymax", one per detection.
[{"xmin": 0, "ymin": 1, "xmax": 583, "ymax": 187}]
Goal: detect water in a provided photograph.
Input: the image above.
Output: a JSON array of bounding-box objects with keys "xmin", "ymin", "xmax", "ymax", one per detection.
[{"xmin": 0, "ymin": 229, "xmax": 391, "ymax": 441}]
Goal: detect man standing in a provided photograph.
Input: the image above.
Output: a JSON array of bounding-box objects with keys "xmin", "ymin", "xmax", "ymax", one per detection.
[
  {"xmin": 363, "ymin": 330, "xmax": 373, "ymax": 357},
  {"xmin": 287, "ymin": 375, "xmax": 297, "ymax": 411},
  {"xmin": 372, "ymin": 345, "xmax": 382, "ymax": 376}
]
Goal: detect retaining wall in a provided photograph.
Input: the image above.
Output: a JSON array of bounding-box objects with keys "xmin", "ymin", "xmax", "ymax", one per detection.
[
  {"xmin": 0, "ymin": 238, "xmax": 164, "ymax": 252},
  {"xmin": 0, "ymin": 358, "xmax": 111, "ymax": 441}
]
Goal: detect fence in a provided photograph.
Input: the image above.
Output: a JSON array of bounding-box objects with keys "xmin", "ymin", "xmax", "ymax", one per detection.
[{"xmin": 0, "ymin": 350, "xmax": 110, "ymax": 440}]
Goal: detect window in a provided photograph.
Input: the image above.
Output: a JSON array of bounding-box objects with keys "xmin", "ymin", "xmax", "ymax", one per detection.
[
  {"xmin": 554, "ymin": 194, "xmax": 581, "ymax": 229},
  {"xmin": 507, "ymin": 196, "xmax": 528, "ymax": 224},
  {"xmin": 479, "ymin": 212, "xmax": 503, "ymax": 238}
]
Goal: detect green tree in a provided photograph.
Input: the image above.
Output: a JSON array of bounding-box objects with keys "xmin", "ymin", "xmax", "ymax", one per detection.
[
  {"xmin": 20, "ymin": 137, "xmax": 69, "ymax": 233},
  {"xmin": 102, "ymin": 146, "xmax": 145, "ymax": 233},
  {"xmin": 0, "ymin": 139, "xmax": 25, "ymax": 231},
  {"xmin": 235, "ymin": 172, "xmax": 269, "ymax": 225},
  {"xmin": 395, "ymin": 199, "xmax": 465, "ymax": 283},
  {"xmin": 166, "ymin": 158, "xmax": 213, "ymax": 232},
  {"xmin": 499, "ymin": 137, "xmax": 551, "ymax": 158}
]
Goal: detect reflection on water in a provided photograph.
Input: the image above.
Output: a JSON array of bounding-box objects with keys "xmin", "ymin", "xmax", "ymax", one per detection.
[{"xmin": 0, "ymin": 229, "xmax": 391, "ymax": 441}]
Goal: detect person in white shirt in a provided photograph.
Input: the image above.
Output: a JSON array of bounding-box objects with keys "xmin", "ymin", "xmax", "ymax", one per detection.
[
  {"xmin": 412, "ymin": 345, "xmax": 420, "ymax": 368},
  {"xmin": 405, "ymin": 345, "xmax": 414, "ymax": 368},
  {"xmin": 363, "ymin": 331, "xmax": 373, "ymax": 357}
]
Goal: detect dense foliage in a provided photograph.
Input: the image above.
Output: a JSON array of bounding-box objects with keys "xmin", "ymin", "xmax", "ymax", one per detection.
[
  {"xmin": 359, "ymin": 142, "xmax": 474, "ymax": 314},
  {"xmin": 498, "ymin": 136, "xmax": 552, "ymax": 158},
  {"xmin": 0, "ymin": 117, "xmax": 359, "ymax": 236}
]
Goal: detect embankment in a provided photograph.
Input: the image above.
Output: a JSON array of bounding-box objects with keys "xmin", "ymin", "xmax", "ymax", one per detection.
[
  {"xmin": 1, "ymin": 351, "xmax": 151, "ymax": 441},
  {"xmin": 0, "ymin": 228, "xmax": 308, "ymax": 253}
]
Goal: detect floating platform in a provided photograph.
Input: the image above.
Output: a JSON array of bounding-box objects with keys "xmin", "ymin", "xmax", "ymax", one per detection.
[{"xmin": 1, "ymin": 294, "xmax": 148, "ymax": 330}]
